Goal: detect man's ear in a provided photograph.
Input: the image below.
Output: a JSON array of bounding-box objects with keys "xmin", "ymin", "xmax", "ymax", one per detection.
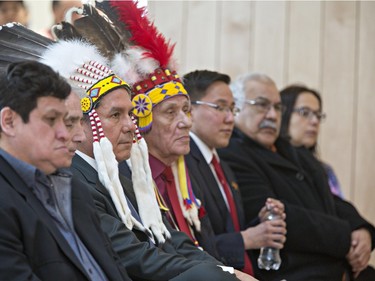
[{"xmin": 0, "ymin": 107, "xmax": 18, "ymax": 136}]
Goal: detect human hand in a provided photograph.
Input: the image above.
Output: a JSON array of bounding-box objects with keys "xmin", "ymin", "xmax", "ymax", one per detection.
[
  {"xmin": 258, "ymin": 198, "xmax": 286, "ymax": 221},
  {"xmin": 346, "ymin": 228, "xmax": 372, "ymax": 277},
  {"xmin": 234, "ymin": 269, "xmax": 259, "ymax": 281},
  {"xmin": 241, "ymin": 219, "xmax": 287, "ymax": 250}
]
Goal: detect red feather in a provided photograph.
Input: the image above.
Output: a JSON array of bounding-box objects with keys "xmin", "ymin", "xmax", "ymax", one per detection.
[{"xmin": 110, "ymin": 0, "xmax": 175, "ymax": 68}]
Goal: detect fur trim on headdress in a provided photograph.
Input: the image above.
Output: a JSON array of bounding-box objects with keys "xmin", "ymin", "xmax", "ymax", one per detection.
[
  {"xmin": 127, "ymin": 122, "xmax": 171, "ymax": 243},
  {"xmin": 41, "ymin": 39, "xmax": 142, "ymax": 232},
  {"xmin": 40, "ymin": 40, "xmax": 110, "ymax": 99},
  {"xmin": 51, "ymin": 2, "xmax": 172, "ymax": 243}
]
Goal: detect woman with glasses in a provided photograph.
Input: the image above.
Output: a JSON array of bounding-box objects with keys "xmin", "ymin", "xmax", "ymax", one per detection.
[{"xmin": 279, "ymin": 84, "xmax": 343, "ymax": 198}]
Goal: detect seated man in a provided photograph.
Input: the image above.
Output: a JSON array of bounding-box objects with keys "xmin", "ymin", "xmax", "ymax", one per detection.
[
  {"xmin": 218, "ymin": 72, "xmax": 375, "ymax": 281},
  {"xmin": 106, "ymin": 1, "xmax": 223, "ymax": 259},
  {"xmin": 183, "ymin": 70, "xmax": 287, "ymax": 274},
  {"xmin": 0, "ymin": 61, "xmax": 129, "ymax": 280}
]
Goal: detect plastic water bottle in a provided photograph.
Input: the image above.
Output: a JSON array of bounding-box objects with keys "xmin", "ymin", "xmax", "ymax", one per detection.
[{"xmin": 257, "ymin": 210, "xmax": 282, "ymax": 270}]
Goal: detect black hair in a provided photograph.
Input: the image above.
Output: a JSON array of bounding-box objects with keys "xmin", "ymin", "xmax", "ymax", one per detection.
[
  {"xmin": 0, "ymin": 1, "xmax": 25, "ymax": 8},
  {"xmin": 0, "ymin": 60, "xmax": 71, "ymax": 124},
  {"xmin": 280, "ymin": 84, "xmax": 322, "ymax": 152},
  {"xmin": 183, "ymin": 70, "xmax": 231, "ymax": 101},
  {"xmin": 52, "ymin": 0, "xmax": 60, "ymax": 11}
]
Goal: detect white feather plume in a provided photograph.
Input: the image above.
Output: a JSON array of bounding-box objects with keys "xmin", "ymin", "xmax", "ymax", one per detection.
[{"xmin": 40, "ymin": 40, "xmax": 110, "ymax": 99}]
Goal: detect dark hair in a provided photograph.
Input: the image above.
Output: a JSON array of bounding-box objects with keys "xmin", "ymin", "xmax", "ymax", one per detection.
[
  {"xmin": 0, "ymin": 60, "xmax": 71, "ymax": 124},
  {"xmin": 0, "ymin": 1, "xmax": 25, "ymax": 8},
  {"xmin": 183, "ymin": 70, "xmax": 231, "ymax": 101},
  {"xmin": 280, "ymin": 84, "xmax": 322, "ymax": 152},
  {"xmin": 52, "ymin": 0, "xmax": 60, "ymax": 11}
]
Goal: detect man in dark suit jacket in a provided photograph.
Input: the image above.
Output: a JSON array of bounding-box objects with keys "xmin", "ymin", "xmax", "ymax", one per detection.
[
  {"xmin": 0, "ymin": 61, "xmax": 129, "ymax": 280},
  {"xmin": 183, "ymin": 70, "xmax": 286, "ymax": 275},
  {"xmin": 218, "ymin": 72, "xmax": 375, "ymax": 281}
]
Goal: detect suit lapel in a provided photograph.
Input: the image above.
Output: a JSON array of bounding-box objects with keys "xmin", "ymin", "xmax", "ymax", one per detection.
[
  {"xmin": 118, "ymin": 174, "xmax": 138, "ymax": 209},
  {"xmin": 190, "ymin": 140, "xmax": 230, "ymax": 226},
  {"xmin": 72, "ymin": 154, "xmax": 150, "ymax": 239},
  {"xmin": 72, "ymin": 154, "xmax": 110, "ymax": 199},
  {"xmin": 243, "ymin": 137, "xmax": 301, "ymax": 179},
  {"xmin": 70, "ymin": 177, "xmax": 121, "ymax": 280},
  {"xmin": 0, "ymin": 156, "xmax": 90, "ymax": 278},
  {"xmin": 72, "ymin": 154, "xmax": 98, "ymax": 185}
]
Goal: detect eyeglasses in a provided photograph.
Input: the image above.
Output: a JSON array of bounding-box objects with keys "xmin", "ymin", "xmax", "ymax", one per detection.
[
  {"xmin": 293, "ymin": 107, "xmax": 326, "ymax": 121},
  {"xmin": 191, "ymin": 101, "xmax": 240, "ymax": 116},
  {"xmin": 244, "ymin": 98, "xmax": 286, "ymax": 114}
]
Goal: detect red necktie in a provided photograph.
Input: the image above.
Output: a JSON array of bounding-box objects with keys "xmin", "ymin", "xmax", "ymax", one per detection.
[
  {"xmin": 211, "ymin": 155, "xmax": 254, "ymax": 275},
  {"xmin": 163, "ymin": 166, "xmax": 195, "ymax": 242}
]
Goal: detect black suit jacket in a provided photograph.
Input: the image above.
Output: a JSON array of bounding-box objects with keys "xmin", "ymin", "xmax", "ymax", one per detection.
[
  {"xmin": 219, "ymin": 128, "xmax": 375, "ymax": 281},
  {"xmin": 71, "ymin": 154, "xmax": 223, "ymax": 281},
  {"xmin": 186, "ymin": 138, "xmax": 250, "ymax": 269},
  {"xmin": 0, "ymin": 155, "xmax": 129, "ymax": 281}
]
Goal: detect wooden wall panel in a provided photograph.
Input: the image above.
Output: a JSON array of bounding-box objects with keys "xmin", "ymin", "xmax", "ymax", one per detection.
[
  {"xmin": 26, "ymin": 0, "xmax": 52, "ymax": 32},
  {"xmin": 183, "ymin": 1, "xmax": 218, "ymax": 73},
  {"xmin": 285, "ymin": 1, "xmax": 321, "ymax": 89},
  {"xmin": 252, "ymin": 1, "xmax": 287, "ymax": 87},
  {"xmin": 355, "ymin": 0, "xmax": 375, "ymax": 266},
  {"xmin": 217, "ymin": 1, "xmax": 253, "ymax": 77},
  {"xmin": 147, "ymin": 1, "xmax": 185, "ymax": 73},
  {"xmin": 319, "ymin": 1, "xmax": 357, "ymax": 199}
]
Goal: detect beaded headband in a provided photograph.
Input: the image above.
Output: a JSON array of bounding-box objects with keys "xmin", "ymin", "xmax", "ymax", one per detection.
[
  {"xmin": 104, "ymin": 1, "xmax": 189, "ymax": 133},
  {"xmin": 132, "ymin": 68, "xmax": 188, "ymax": 131},
  {"xmin": 70, "ymin": 60, "xmax": 131, "ymax": 114}
]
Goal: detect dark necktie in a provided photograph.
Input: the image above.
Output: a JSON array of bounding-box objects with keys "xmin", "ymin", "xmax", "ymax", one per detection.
[
  {"xmin": 163, "ymin": 166, "xmax": 195, "ymax": 242},
  {"xmin": 211, "ymin": 155, "xmax": 254, "ymax": 275}
]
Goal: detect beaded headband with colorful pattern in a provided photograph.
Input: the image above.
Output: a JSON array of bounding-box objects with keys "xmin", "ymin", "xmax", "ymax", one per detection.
[
  {"xmin": 104, "ymin": 1, "xmax": 189, "ymax": 133},
  {"xmin": 70, "ymin": 60, "xmax": 131, "ymax": 114},
  {"xmin": 132, "ymin": 68, "xmax": 188, "ymax": 132}
]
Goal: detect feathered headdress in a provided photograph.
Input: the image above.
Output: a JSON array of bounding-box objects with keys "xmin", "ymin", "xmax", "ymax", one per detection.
[
  {"xmin": 0, "ymin": 22, "xmax": 53, "ymax": 74},
  {"xmin": 100, "ymin": 1, "xmax": 201, "ymax": 237},
  {"xmin": 57, "ymin": 4, "xmax": 129, "ymax": 60},
  {"xmin": 45, "ymin": 39, "xmax": 148, "ymax": 235},
  {"xmin": 52, "ymin": 5, "xmax": 171, "ymax": 244},
  {"xmin": 98, "ymin": 0, "xmax": 188, "ymax": 134}
]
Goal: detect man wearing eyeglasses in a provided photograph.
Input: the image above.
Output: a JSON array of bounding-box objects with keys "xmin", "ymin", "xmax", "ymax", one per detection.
[
  {"xmin": 183, "ymin": 70, "xmax": 287, "ymax": 276},
  {"xmin": 218, "ymin": 72, "xmax": 375, "ymax": 281}
]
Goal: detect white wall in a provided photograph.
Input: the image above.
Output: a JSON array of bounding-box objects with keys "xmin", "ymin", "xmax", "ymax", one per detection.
[{"xmin": 25, "ymin": 0, "xmax": 53, "ymax": 32}]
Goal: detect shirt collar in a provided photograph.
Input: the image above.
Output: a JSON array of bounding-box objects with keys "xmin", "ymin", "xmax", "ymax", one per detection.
[
  {"xmin": 148, "ymin": 153, "xmax": 168, "ymax": 180},
  {"xmin": 0, "ymin": 148, "xmax": 38, "ymax": 187},
  {"xmin": 190, "ymin": 132, "xmax": 218, "ymax": 164},
  {"xmin": 76, "ymin": 150, "xmax": 98, "ymax": 171},
  {"xmin": 0, "ymin": 148, "xmax": 72, "ymax": 187}
]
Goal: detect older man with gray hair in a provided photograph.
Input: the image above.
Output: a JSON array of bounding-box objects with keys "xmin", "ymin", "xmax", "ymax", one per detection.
[{"xmin": 219, "ymin": 72, "xmax": 375, "ymax": 281}]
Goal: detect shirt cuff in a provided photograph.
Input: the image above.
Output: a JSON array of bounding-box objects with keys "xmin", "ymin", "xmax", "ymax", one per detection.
[{"xmin": 218, "ymin": 265, "xmax": 235, "ymax": 274}]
